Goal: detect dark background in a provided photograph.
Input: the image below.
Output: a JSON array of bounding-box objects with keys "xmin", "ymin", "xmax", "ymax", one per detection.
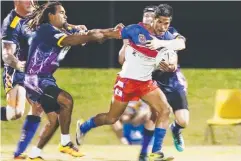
[{"xmin": 1, "ymin": 1, "xmax": 241, "ymax": 68}]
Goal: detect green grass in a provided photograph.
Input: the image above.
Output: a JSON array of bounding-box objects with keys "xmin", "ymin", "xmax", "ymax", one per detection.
[{"xmin": 1, "ymin": 68, "xmax": 241, "ymax": 145}]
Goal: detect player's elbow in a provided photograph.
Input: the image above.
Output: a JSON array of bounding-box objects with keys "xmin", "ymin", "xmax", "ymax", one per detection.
[
  {"xmin": 180, "ymin": 40, "xmax": 186, "ymax": 50},
  {"xmin": 118, "ymin": 46, "xmax": 126, "ymax": 65},
  {"xmin": 118, "ymin": 56, "xmax": 125, "ymax": 65},
  {"xmin": 2, "ymin": 43, "xmax": 16, "ymax": 64},
  {"xmin": 2, "ymin": 51, "xmax": 12, "ymax": 64},
  {"xmin": 174, "ymin": 39, "xmax": 185, "ymax": 51}
]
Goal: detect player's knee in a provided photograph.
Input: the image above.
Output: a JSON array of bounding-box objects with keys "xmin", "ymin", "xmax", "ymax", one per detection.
[
  {"xmin": 174, "ymin": 109, "xmax": 189, "ymax": 128},
  {"xmin": 176, "ymin": 118, "xmax": 189, "ymax": 128},
  {"xmin": 106, "ymin": 117, "xmax": 119, "ymax": 125},
  {"xmin": 47, "ymin": 112, "xmax": 59, "ymax": 127},
  {"xmin": 158, "ymin": 106, "xmax": 171, "ymax": 118},
  {"xmin": 120, "ymin": 114, "xmax": 132, "ymax": 123},
  {"xmin": 15, "ymin": 108, "xmax": 25, "ymax": 119},
  {"xmin": 150, "ymin": 109, "xmax": 158, "ymax": 122},
  {"xmin": 164, "ymin": 106, "xmax": 171, "ymax": 116},
  {"xmin": 6, "ymin": 105, "xmax": 24, "ymax": 120},
  {"xmin": 29, "ymin": 105, "xmax": 44, "ymax": 116}
]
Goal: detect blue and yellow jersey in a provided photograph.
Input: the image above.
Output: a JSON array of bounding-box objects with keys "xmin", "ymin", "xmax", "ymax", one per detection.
[
  {"xmin": 2, "ymin": 10, "xmax": 23, "ymax": 43},
  {"xmin": 1, "ymin": 10, "xmax": 29, "ymax": 93},
  {"xmin": 2, "ymin": 10, "xmax": 34, "ymax": 62}
]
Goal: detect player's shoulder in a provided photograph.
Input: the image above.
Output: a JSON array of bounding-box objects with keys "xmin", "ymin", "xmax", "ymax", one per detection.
[
  {"xmin": 168, "ymin": 26, "xmax": 178, "ymax": 34},
  {"xmin": 14, "ymin": 19, "xmax": 27, "ymax": 32},
  {"xmin": 2, "ymin": 10, "xmax": 23, "ymax": 30},
  {"xmin": 19, "ymin": 18, "xmax": 29, "ymax": 26},
  {"xmin": 124, "ymin": 24, "xmax": 142, "ymax": 30},
  {"xmin": 38, "ymin": 23, "xmax": 52, "ymax": 31},
  {"xmin": 38, "ymin": 23, "xmax": 63, "ymax": 34},
  {"xmin": 2, "ymin": 10, "xmax": 25, "ymax": 41},
  {"xmin": 159, "ymin": 26, "xmax": 181, "ymax": 40},
  {"xmin": 168, "ymin": 26, "xmax": 185, "ymax": 40}
]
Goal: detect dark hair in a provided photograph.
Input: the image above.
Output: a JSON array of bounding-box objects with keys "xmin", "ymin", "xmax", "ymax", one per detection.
[
  {"xmin": 27, "ymin": 1, "xmax": 62, "ymax": 30},
  {"xmin": 143, "ymin": 5, "xmax": 157, "ymax": 13},
  {"xmin": 155, "ymin": 4, "xmax": 173, "ymax": 19}
]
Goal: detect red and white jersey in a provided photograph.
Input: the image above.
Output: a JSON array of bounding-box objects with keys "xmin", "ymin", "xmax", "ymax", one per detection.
[
  {"xmin": 119, "ymin": 23, "xmax": 178, "ymax": 81},
  {"xmin": 119, "ymin": 23, "xmax": 158, "ymax": 81},
  {"xmin": 119, "ymin": 44, "xmax": 156, "ymax": 81}
]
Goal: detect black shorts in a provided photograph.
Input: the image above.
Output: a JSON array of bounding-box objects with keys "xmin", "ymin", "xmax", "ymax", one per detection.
[
  {"xmin": 39, "ymin": 85, "xmax": 62, "ymax": 113},
  {"xmin": 164, "ymin": 90, "xmax": 188, "ymax": 112}
]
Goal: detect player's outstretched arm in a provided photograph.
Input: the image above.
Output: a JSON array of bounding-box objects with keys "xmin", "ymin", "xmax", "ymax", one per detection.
[
  {"xmin": 146, "ymin": 35, "xmax": 186, "ymax": 51},
  {"xmin": 89, "ymin": 23, "xmax": 124, "ymax": 40},
  {"xmin": 60, "ymin": 32, "xmax": 105, "ymax": 46},
  {"xmin": 2, "ymin": 42, "xmax": 25, "ymax": 72},
  {"xmin": 59, "ymin": 25, "xmax": 122, "ymax": 47}
]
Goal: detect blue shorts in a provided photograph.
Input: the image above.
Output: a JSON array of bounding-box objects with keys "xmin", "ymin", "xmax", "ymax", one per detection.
[
  {"xmin": 123, "ymin": 123, "xmax": 154, "ymax": 145},
  {"xmin": 123, "ymin": 123, "xmax": 144, "ymax": 145},
  {"xmin": 155, "ymin": 72, "xmax": 188, "ymax": 112},
  {"xmin": 2, "ymin": 66, "xmax": 25, "ymax": 93},
  {"xmin": 24, "ymin": 74, "xmax": 58, "ymax": 103}
]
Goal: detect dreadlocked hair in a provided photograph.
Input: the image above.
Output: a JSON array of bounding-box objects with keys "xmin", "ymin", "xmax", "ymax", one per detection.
[{"xmin": 27, "ymin": 1, "xmax": 62, "ymax": 31}]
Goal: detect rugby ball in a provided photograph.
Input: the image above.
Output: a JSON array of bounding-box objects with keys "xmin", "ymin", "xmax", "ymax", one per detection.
[{"xmin": 155, "ymin": 48, "xmax": 177, "ymax": 68}]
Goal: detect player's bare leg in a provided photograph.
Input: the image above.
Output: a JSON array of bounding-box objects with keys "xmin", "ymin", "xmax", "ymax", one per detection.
[
  {"xmin": 56, "ymin": 90, "xmax": 84, "ymax": 157},
  {"xmin": 28, "ymin": 112, "xmax": 59, "ymax": 160},
  {"xmin": 141, "ymin": 88, "xmax": 174, "ymax": 161},
  {"xmin": 170, "ymin": 109, "xmax": 189, "ymax": 152},
  {"xmin": 28, "ymin": 89, "xmax": 84, "ymax": 160},
  {"xmin": 0, "ymin": 85, "xmax": 42, "ymax": 159},
  {"xmin": 76, "ymin": 99, "xmax": 128, "ymax": 145},
  {"xmin": 57, "ymin": 91, "xmax": 73, "ymax": 135},
  {"xmin": 1, "ymin": 85, "xmax": 26, "ymax": 121},
  {"xmin": 37, "ymin": 112, "xmax": 59, "ymax": 149}
]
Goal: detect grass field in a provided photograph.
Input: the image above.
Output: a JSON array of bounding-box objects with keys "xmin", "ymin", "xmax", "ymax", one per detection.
[
  {"xmin": 1, "ymin": 145, "xmax": 241, "ymax": 161},
  {"xmin": 1, "ymin": 68, "xmax": 241, "ymax": 148}
]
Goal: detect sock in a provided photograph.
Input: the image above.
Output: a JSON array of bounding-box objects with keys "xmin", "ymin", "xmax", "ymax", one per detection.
[
  {"xmin": 140, "ymin": 128, "xmax": 154, "ymax": 156},
  {"xmin": 14, "ymin": 115, "xmax": 41, "ymax": 157},
  {"xmin": 171, "ymin": 121, "xmax": 184, "ymax": 134},
  {"xmin": 1, "ymin": 107, "xmax": 8, "ymax": 121},
  {"xmin": 152, "ymin": 128, "xmax": 166, "ymax": 153},
  {"xmin": 28, "ymin": 146, "xmax": 42, "ymax": 158},
  {"xmin": 80, "ymin": 117, "xmax": 96, "ymax": 134},
  {"xmin": 61, "ymin": 134, "xmax": 71, "ymax": 146}
]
